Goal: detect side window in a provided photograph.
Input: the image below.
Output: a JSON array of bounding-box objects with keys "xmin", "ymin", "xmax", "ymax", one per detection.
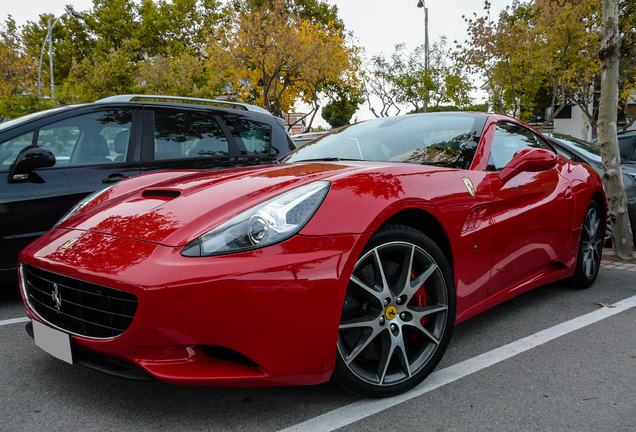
[
  {"xmin": 618, "ymin": 136, "xmax": 635, "ymax": 160},
  {"xmin": 153, "ymin": 110, "xmax": 230, "ymax": 160},
  {"xmin": 37, "ymin": 110, "xmax": 133, "ymax": 166},
  {"xmin": 0, "ymin": 132, "xmax": 34, "ymax": 172},
  {"xmin": 487, "ymin": 122, "xmax": 553, "ymax": 171},
  {"xmin": 224, "ymin": 116, "xmax": 272, "ymax": 155},
  {"xmin": 551, "ymin": 143, "xmax": 575, "ymax": 161}
]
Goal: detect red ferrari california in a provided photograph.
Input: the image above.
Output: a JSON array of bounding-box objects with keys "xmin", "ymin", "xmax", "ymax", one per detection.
[{"xmin": 19, "ymin": 112, "xmax": 605, "ymax": 397}]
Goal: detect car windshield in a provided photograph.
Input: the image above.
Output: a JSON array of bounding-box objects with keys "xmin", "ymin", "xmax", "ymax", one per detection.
[
  {"xmin": 552, "ymin": 133, "xmax": 602, "ymax": 163},
  {"xmin": 283, "ymin": 113, "xmax": 488, "ymax": 170}
]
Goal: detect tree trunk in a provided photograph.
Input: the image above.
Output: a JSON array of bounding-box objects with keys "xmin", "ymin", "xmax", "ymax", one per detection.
[{"xmin": 598, "ymin": 0, "xmax": 634, "ymax": 258}]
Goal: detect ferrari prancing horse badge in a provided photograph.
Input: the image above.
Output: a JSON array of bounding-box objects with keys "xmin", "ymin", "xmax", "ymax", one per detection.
[{"xmin": 462, "ymin": 178, "xmax": 475, "ymax": 197}]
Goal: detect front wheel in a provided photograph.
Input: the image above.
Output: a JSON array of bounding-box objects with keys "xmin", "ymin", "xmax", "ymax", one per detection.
[
  {"xmin": 332, "ymin": 224, "xmax": 456, "ymax": 398},
  {"xmin": 568, "ymin": 201, "xmax": 604, "ymax": 288}
]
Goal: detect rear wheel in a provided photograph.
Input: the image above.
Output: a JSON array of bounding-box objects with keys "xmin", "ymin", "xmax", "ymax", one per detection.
[
  {"xmin": 332, "ymin": 224, "xmax": 456, "ymax": 398},
  {"xmin": 568, "ymin": 201, "xmax": 604, "ymax": 288}
]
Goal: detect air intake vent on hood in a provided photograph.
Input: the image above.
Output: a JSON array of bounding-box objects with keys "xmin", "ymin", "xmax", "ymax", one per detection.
[{"xmin": 141, "ymin": 190, "xmax": 181, "ymax": 199}]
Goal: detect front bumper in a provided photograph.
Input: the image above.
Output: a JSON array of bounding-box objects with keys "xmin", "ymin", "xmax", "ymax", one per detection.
[{"xmin": 19, "ymin": 228, "xmax": 369, "ymax": 386}]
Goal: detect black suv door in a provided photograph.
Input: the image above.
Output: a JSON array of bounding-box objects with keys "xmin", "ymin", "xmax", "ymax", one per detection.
[{"xmin": 0, "ymin": 107, "xmax": 142, "ymax": 280}]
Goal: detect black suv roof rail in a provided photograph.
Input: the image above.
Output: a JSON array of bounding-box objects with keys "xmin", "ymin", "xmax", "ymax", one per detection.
[{"xmin": 95, "ymin": 95, "xmax": 272, "ymax": 115}]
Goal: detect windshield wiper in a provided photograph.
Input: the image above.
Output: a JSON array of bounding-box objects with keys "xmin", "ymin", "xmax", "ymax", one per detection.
[
  {"xmin": 402, "ymin": 160, "xmax": 450, "ymax": 167},
  {"xmin": 292, "ymin": 157, "xmax": 361, "ymax": 162}
]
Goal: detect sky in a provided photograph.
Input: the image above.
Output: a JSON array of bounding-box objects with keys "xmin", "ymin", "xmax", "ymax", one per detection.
[{"xmin": 2, "ymin": 0, "xmax": 512, "ymax": 125}]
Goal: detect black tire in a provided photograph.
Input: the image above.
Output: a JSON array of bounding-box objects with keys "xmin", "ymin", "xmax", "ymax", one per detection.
[
  {"xmin": 568, "ymin": 201, "xmax": 604, "ymax": 288},
  {"xmin": 331, "ymin": 224, "xmax": 456, "ymax": 398}
]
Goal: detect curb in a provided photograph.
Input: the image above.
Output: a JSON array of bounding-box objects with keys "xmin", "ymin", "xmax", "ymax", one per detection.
[{"xmin": 601, "ymin": 248, "xmax": 636, "ymax": 272}]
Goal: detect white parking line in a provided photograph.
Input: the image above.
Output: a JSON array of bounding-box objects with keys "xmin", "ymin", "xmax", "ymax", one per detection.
[
  {"xmin": 0, "ymin": 317, "xmax": 30, "ymax": 326},
  {"xmin": 278, "ymin": 294, "xmax": 636, "ymax": 432}
]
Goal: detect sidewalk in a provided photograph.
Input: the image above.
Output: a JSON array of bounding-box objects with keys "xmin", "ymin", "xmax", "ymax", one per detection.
[{"xmin": 600, "ymin": 248, "xmax": 636, "ymax": 272}]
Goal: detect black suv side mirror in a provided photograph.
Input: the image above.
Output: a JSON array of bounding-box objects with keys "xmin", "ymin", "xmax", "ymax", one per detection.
[{"xmin": 9, "ymin": 146, "xmax": 56, "ymax": 183}]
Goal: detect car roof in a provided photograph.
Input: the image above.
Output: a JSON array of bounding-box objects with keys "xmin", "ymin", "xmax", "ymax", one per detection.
[
  {"xmin": 95, "ymin": 95, "xmax": 272, "ymax": 115},
  {"xmin": 0, "ymin": 105, "xmax": 86, "ymax": 133},
  {"xmin": 0, "ymin": 95, "xmax": 283, "ymax": 135}
]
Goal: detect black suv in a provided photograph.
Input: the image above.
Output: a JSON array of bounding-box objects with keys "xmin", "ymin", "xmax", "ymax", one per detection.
[
  {"xmin": 0, "ymin": 95, "xmax": 296, "ymax": 282},
  {"xmin": 617, "ymin": 131, "xmax": 636, "ymax": 162},
  {"xmin": 592, "ymin": 130, "xmax": 636, "ymax": 162}
]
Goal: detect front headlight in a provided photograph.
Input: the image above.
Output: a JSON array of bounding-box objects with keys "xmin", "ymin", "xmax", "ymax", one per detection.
[
  {"xmin": 56, "ymin": 185, "xmax": 115, "ymax": 226},
  {"xmin": 182, "ymin": 181, "xmax": 330, "ymax": 257},
  {"xmin": 626, "ymin": 172, "xmax": 636, "ymax": 185}
]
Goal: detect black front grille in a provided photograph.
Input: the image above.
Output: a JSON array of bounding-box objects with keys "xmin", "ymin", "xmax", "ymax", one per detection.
[{"xmin": 23, "ymin": 265, "xmax": 138, "ymax": 338}]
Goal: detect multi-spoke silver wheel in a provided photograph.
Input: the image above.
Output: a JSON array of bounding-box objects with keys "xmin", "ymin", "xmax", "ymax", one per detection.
[
  {"xmin": 333, "ymin": 225, "xmax": 455, "ymax": 397},
  {"xmin": 581, "ymin": 206, "xmax": 602, "ymax": 279},
  {"xmin": 569, "ymin": 201, "xmax": 604, "ymax": 288}
]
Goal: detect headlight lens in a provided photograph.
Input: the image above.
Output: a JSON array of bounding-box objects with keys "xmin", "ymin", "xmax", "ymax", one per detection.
[
  {"xmin": 182, "ymin": 181, "xmax": 330, "ymax": 257},
  {"xmin": 626, "ymin": 172, "xmax": 636, "ymax": 184},
  {"xmin": 56, "ymin": 185, "xmax": 115, "ymax": 225}
]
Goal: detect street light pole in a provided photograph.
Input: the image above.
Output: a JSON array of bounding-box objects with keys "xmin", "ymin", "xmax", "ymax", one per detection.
[
  {"xmin": 38, "ymin": 11, "xmax": 83, "ymax": 98},
  {"xmin": 48, "ymin": 18, "xmax": 54, "ymax": 97},
  {"xmin": 417, "ymin": 0, "xmax": 429, "ymax": 113}
]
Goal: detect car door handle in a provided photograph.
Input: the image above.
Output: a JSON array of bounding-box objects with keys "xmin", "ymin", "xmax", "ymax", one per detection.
[{"xmin": 102, "ymin": 173, "xmax": 129, "ymax": 184}]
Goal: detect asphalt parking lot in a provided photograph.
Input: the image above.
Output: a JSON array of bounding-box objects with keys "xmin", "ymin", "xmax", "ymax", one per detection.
[{"xmin": 1, "ymin": 262, "xmax": 635, "ymax": 432}]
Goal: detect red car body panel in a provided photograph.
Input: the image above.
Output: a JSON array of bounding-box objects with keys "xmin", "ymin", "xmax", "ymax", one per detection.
[
  {"xmin": 20, "ymin": 228, "xmax": 369, "ymax": 385},
  {"xmin": 19, "ymin": 113, "xmax": 606, "ymax": 387}
]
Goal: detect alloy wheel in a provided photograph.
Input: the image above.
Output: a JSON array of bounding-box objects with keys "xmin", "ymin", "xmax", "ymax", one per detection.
[
  {"xmin": 338, "ymin": 241, "xmax": 449, "ymax": 387},
  {"xmin": 581, "ymin": 206, "xmax": 603, "ymax": 279}
]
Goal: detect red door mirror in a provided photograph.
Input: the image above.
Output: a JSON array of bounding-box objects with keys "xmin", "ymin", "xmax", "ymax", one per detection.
[{"xmin": 498, "ymin": 148, "xmax": 557, "ymax": 183}]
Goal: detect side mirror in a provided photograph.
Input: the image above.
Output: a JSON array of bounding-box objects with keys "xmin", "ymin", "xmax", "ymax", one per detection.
[
  {"xmin": 9, "ymin": 146, "xmax": 56, "ymax": 183},
  {"xmin": 498, "ymin": 148, "xmax": 557, "ymax": 183}
]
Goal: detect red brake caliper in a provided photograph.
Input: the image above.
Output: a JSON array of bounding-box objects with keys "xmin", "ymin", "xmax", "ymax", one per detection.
[{"xmin": 409, "ymin": 269, "xmax": 428, "ymax": 342}]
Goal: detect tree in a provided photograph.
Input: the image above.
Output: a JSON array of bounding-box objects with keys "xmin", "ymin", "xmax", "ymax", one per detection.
[
  {"xmin": 321, "ymin": 84, "xmax": 363, "ymax": 129},
  {"xmin": 598, "ymin": 0, "xmax": 633, "ymax": 257},
  {"xmin": 136, "ymin": 0, "xmax": 222, "ymax": 57},
  {"xmin": 365, "ymin": 39, "xmax": 473, "ymax": 117},
  {"xmin": 460, "ymin": 1, "xmax": 538, "ymax": 118},
  {"xmin": 460, "ymin": 0, "xmax": 601, "ymax": 127},
  {"xmin": 0, "ymin": 16, "xmax": 55, "ymax": 119},
  {"xmin": 618, "ymin": 0, "xmax": 636, "ymax": 131},
  {"xmin": 18, "ymin": 0, "xmax": 225, "ymax": 104},
  {"xmin": 62, "ymin": 40, "xmax": 141, "ymax": 102},
  {"xmin": 0, "ymin": 17, "xmax": 36, "ymax": 99},
  {"xmin": 208, "ymin": 0, "xmax": 360, "ymax": 118},
  {"xmin": 364, "ymin": 54, "xmax": 402, "ymax": 118},
  {"xmin": 136, "ymin": 52, "xmax": 214, "ymax": 97},
  {"xmin": 529, "ymin": 0, "xmax": 599, "ymax": 132}
]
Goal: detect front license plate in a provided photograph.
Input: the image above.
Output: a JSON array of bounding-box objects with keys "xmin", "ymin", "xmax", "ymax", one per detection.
[{"xmin": 32, "ymin": 320, "xmax": 74, "ymax": 364}]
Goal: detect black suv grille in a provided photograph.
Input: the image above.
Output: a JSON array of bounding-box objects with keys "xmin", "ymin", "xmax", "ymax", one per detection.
[{"xmin": 23, "ymin": 265, "xmax": 137, "ymax": 338}]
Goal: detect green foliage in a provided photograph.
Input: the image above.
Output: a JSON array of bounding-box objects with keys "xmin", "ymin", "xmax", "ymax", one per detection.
[
  {"xmin": 0, "ymin": 16, "xmax": 37, "ymax": 99},
  {"xmin": 14, "ymin": 0, "xmax": 226, "ymax": 105},
  {"xmin": 365, "ymin": 38, "xmax": 474, "ymax": 118},
  {"xmin": 458, "ymin": 0, "xmax": 635, "ymax": 132},
  {"xmin": 210, "ymin": 0, "xmax": 362, "ymax": 121},
  {"xmin": 1, "ymin": 0, "xmax": 357, "ymax": 123},
  {"xmin": 321, "ymin": 84, "xmax": 363, "ymax": 128},
  {"xmin": 229, "ymin": 0, "xmax": 344, "ymax": 30},
  {"xmin": 0, "ymin": 94, "xmax": 57, "ymax": 120},
  {"xmin": 426, "ymin": 103, "xmax": 488, "ymax": 113}
]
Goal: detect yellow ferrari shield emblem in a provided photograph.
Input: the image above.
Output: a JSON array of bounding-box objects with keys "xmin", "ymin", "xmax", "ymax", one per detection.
[
  {"xmin": 61, "ymin": 238, "xmax": 78, "ymax": 249},
  {"xmin": 385, "ymin": 306, "xmax": 398, "ymax": 320},
  {"xmin": 462, "ymin": 178, "xmax": 475, "ymax": 197}
]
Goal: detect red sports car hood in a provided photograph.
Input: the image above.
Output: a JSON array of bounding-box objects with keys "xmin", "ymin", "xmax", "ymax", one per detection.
[{"xmin": 60, "ymin": 162, "xmax": 377, "ymax": 246}]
